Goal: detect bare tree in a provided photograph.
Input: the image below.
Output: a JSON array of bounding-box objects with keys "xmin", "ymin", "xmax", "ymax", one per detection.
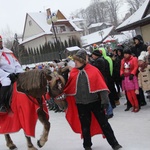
[
  {"xmin": 126, "ymin": 0, "xmax": 145, "ymax": 13},
  {"xmin": 0, "ymin": 25, "xmax": 14, "ymax": 49},
  {"xmin": 106, "ymin": 0, "xmax": 120, "ymax": 27}
]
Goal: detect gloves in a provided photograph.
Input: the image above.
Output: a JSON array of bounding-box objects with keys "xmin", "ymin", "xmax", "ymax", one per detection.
[
  {"xmin": 121, "ymin": 74, "xmax": 125, "ymax": 80},
  {"xmin": 8, "ymin": 73, "xmax": 18, "ymax": 83},
  {"xmin": 129, "ymin": 74, "xmax": 134, "ymax": 80},
  {"xmin": 135, "ymin": 89, "xmax": 139, "ymax": 95}
]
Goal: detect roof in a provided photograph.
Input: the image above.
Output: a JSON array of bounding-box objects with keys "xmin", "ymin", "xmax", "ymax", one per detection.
[
  {"xmin": 65, "ymin": 46, "xmax": 80, "ymax": 52},
  {"xmin": 29, "ymin": 12, "xmax": 52, "ymax": 33},
  {"xmin": 81, "ymin": 26, "xmax": 114, "ymax": 47},
  {"xmin": 103, "ymin": 32, "xmax": 133, "ymax": 43},
  {"xmin": 20, "ymin": 32, "xmax": 52, "ymax": 44},
  {"xmin": 22, "ymin": 10, "xmax": 83, "ymax": 43},
  {"xmin": 88, "ymin": 22, "xmax": 111, "ymax": 29},
  {"xmin": 116, "ymin": 0, "xmax": 150, "ymax": 31}
]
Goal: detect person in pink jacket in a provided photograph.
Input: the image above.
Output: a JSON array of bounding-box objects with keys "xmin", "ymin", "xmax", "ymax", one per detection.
[{"xmin": 121, "ymin": 48, "xmax": 139, "ymax": 112}]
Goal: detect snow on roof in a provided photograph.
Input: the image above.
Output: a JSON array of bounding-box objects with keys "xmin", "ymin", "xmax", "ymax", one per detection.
[
  {"xmin": 81, "ymin": 26, "xmax": 114, "ymax": 47},
  {"xmin": 69, "ymin": 20, "xmax": 83, "ymax": 31},
  {"xmin": 28, "ymin": 11, "xmax": 82, "ymax": 33},
  {"xmin": 116, "ymin": 0, "xmax": 149, "ymax": 30},
  {"xmin": 88, "ymin": 22, "xmax": 111, "ymax": 29},
  {"xmin": 29, "ymin": 12, "xmax": 52, "ymax": 32},
  {"xmin": 20, "ymin": 32, "xmax": 52, "ymax": 44},
  {"xmin": 69, "ymin": 17, "xmax": 85, "ymax": 22},
  {"xmin": 66, "ymin": 46, "xmax": 80, "ymax": 52}
]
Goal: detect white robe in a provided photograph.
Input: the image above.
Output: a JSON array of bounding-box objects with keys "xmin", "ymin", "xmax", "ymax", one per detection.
[{"xmin": 0, "ymin": 47, "xmax": 23, "ymax": 86}]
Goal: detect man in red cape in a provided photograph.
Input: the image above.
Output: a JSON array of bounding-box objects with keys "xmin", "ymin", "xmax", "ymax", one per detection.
[{"xmin": 64, "ymin": 49, "xmax": 122, "ymax": 150}]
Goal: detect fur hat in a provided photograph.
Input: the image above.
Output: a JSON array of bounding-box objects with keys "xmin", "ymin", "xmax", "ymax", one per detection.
[
  {"xmin": 138, "ymin": 51, "xmax": 147, "ymax": 61},
  {"xmin": 92, "ymin": 50, "xmax": 102, "ymax": 57},
  {"xmin": 73, "ymin": 49, "xmax": 87, "ymax": 63},
  {"xmin": 75, "ymin": 49, "xmax": 87, "ymax": 60},
  {"xmin": 0, "ymin": 35, "xmax": 2, "ymax": 42}
]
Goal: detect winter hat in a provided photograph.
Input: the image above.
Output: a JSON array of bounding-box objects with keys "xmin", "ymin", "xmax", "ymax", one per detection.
[
  {"xmin": 123, "ymin": 48, "xmax": 132, "ymax": 55},
  {"xmin": 0, "ymin": 35, "xmax": 2, "ymax": 42},
  {"xmin": 92, "ymin": 50, "xmax": 102, "ymax": 57},
  {"xmin": 75, "ymin": 49, "xmax": 87, "ymax": 61},
  {"xmin": 138, "ymin": 51, "xmax": 147, "ymax": 61}
]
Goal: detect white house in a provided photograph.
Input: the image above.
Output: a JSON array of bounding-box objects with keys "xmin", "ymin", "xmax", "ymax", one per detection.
[{"xmin": 20, "ymin": 8, "xmax": 83, "ymax": 50}]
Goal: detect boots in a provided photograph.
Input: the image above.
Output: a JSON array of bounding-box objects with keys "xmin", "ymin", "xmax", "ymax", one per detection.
[
  {"xmin": 131, "ymin": 106, "xmax": 139, "ymax": 113},
  {"xmin": 112, "ymin": 144, "xmax": 122, "ymax": 150},
  {"xmin": 84, "ymin": 147, "xmax": 92, "ymax": 150},
  {"xmin": 134, "ymin": 107, "xmax": 139, "ymax": 113}
]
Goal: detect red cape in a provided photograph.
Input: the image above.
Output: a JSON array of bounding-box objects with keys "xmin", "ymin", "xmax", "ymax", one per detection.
[
  {"xmin": 0, "ymin": 83, "xmax": 49, "ymax": 137},
  {"xmin": 64, "ymin": 64, "xmax": 108, "ymax": 138}
]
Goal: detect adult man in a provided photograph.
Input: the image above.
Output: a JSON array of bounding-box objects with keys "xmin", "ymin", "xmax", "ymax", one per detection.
[
  {"xmin": 90, "ymin": 50, "xmax": 113, "ymax": 119},
  {"xmin": 64, "ymin": 49, "xmax": 122, "ymax": 150},
  {"xmin": 0, "ymin": 35, "xmax": 23, "ymax": 112}
]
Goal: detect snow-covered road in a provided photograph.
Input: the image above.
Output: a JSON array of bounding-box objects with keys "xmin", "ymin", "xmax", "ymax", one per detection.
[{"xmin": 0, "ymin": 96, "xmax": 150, "ymax": 150}]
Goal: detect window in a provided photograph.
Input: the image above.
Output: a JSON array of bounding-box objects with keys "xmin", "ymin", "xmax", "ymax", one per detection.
[
  {"xmin": 29, "ymin": 20, "xmax": 32, "ymax": 26},
  {"xmin": 60, "ymin": 26, "xmax": 66, "ymax": 32}
]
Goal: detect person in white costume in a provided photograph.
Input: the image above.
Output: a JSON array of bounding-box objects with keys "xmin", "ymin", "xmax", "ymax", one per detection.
[{"xmin": 0, "ymin": 35, "xmax": 24, "ymax": 113}]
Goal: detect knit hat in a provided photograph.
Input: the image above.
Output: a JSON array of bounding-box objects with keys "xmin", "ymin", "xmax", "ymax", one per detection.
[
  {"xmin": 138, "ymin": 51, "xmax": 147, "ymax": 61},
  {"xmin": 92, "ymin": 50, "xmax": 102, "ymax": 57},
  {"xmin": 123, "ymin": 48, "xmax": 132, "ymax": 55},
  {"xmin": 75, "ymin": 49, "xmax": 87, "ymax": 61},
  {"xmin": 0, "ymin": 35, "xmax": 2, "ymax": 42}
]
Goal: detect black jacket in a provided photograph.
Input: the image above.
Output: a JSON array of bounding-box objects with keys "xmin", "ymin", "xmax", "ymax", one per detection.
[{"xmin": 131, "ymin": 35, "xmax": 147, "ymax": 57}]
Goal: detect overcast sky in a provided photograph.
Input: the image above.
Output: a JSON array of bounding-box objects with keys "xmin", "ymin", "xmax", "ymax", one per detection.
[
  {"xmin": 0, "ymin": 0, "xmax": 91, "ymax": 35},
  {"xmin": 0, "ymin": 0, "xmax": 128, "ymax": 37}
]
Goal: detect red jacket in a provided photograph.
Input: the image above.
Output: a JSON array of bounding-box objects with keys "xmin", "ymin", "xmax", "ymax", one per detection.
[{"xmin": 120, "ymin": 56, "xmax": 138, "ymax": 76}]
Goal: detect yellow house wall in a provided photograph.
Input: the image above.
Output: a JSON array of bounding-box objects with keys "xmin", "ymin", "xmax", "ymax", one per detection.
[{"xmin": 141, "ymin": 24, "xmax": 150, "ymax": 42}]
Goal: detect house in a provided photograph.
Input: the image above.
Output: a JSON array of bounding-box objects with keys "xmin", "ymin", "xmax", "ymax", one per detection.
[
  {"xmin": 88, "ymin": 22, "xmax": 112, "ymax": 34},
  {"xmin": 81, "ymin": 26, "xmax": 114, "ymax": 47},
  {"xmin": 70, "ymin": 17, "xmax": 88, "ymax": 35},
  {"xmin": 116, "ymin": 0, "xmax": 150, "ymax": 43},
  {"xmin": 20, "ymin": 8, "xmax": 83, "ymax": 51}
]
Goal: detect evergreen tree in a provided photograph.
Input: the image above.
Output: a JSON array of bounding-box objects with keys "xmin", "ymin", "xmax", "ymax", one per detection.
[
  {"xmin": 68, "ymin": 38, "xmax": 72, "ymax": 47},
  {"xmin": 47, "ymin": 42, "xmax": 51, "ymax": 53},
  {"xmin": 72, "ymin": 37, "xmax": 76, "ymax": 46},
  {"xmin": 39, "ymin": 45, "xmax": 43, "ymax": 54},
  {"xmin": 61, "ymin": 42, "xmax": 65, "ymax": 51},
  {"xmin": 64, "ymin": 40, "xmax": 68, "ymax": 48},
  {"xmin": 36, "ymin": 47, "xmax": 40, "ymax": 55},
  {"xmin": 77, "ymin": 39, "xmax": 81, "ymax": 47}
]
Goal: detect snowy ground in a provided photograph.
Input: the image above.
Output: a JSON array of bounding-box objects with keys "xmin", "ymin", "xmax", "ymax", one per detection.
[{"xmin": 0, "ymin": 95, "xmax": 150, "ymax": 150}]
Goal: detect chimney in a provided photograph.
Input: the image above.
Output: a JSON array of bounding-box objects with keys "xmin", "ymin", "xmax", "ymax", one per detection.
[{"xmin": 46, "ymin": 8, "xmax": 51, "ymax": 19}]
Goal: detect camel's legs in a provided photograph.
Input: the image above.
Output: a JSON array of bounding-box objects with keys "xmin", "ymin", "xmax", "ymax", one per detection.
[
  {"xmin": 25, "ymin": 136, "xmax": 38, "ymax": 150},
  {"xmin": 37, "ymin": 107, "xmax": 50, "ymax": 148},
  {"xmin": 5, "ymin": 134, "xmax": 17, "ymax": 150}
]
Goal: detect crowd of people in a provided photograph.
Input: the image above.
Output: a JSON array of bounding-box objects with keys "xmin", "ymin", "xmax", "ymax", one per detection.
[
  {"xmin": 1, "ymin": 33, "xmax": 150, "ymax": 150},
  {"xmin": 23, "ymin": 34, "xmax": 150, "ymax": 116}
]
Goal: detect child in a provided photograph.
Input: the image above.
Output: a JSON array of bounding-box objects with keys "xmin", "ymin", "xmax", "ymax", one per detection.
[
  {"xmin": 120, "ymin": 48, "xmax": 139, "ymax": 112},
  {"xmin": 138, "ymin": 50, "xmax": 150, "ymax": 100}
]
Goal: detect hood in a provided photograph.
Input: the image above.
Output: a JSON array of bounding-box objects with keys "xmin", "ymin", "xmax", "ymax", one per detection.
[
  {"xmin": 133, "ymin": 35, "xmax": 144, "ymax": 44},
  {"xmin": 99, "ymin": 47, "xmax": 107, "ymax": 58}
]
